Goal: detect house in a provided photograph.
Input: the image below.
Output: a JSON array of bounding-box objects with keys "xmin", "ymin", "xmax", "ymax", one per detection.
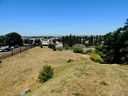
[
  {"xmin": 72, "ymin": 44, "xmax": 86, "ymax": 48},
  {"xmin": 55, "ymin": 42, "xmax": 63, "ymax": 48},
  {"xmin": 40, "ymin": 38, "xmax": 52, "ymax": 45}
]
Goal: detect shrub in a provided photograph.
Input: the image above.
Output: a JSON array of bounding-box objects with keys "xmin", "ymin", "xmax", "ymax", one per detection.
[
  {"xmin": 52, "ymin": 45, "xmax": 56, "ymax": 51},
  {"xmin": 85, "ymin": 49, "xmax": 92, "ymax": 54},
  {"xmin": 0, "ymin": 60, "xmax": 2, "ymax": 68},
  {"xmin": 88, "ymin": 52, "xmax": 104, "ymax": 63},
  {"xmin": 48, "ymin": 43, "xmax": 53, "ymax": 49},
  {"xmin": 64, "ymin": 46, "xmax": 69, "ymax": 50},
  {"xmin": 56, "ymin": 47, "xmax": 63, "ymax": 51},
  {"xmin": 100, "ymin": 81, "xmax": 108, "ymax": 86},
  {"xmin": 39, "ymin": 43, "xmax": 43, "ymax": 48},
  {"xmin": 73, "ymin": 47, "xmax": 83, "ymax": 53},
  {"xmin": 67, "ymin": 59, "xmax": 74, "ymax": 63},
  {"xmin": 38, "ymin": 65, "xmax": 54, "ymax": 83}
]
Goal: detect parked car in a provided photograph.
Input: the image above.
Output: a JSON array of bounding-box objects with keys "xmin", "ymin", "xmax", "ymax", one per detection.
[
  {"xmin": 0, "ymin": 47, "xmax": 11, "ymax": 52},
  {"xmin": 0, "ymin": 48, "xmax": 2, "ymax": 52},
  {"xmin": 14, "ymin": 45, "xmax": 19, "ymax": 48}
]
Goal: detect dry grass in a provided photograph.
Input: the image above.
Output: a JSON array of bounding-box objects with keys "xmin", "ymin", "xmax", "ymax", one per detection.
[
  {"xmin": 0, "ymin": 46, "xmax": 128, "ymax": 96},
  {"xmin": 0, "ymin": 46, "xmax": 30, "ymax": 60}
]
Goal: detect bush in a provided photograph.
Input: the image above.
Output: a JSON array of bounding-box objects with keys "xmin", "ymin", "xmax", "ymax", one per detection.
[
  {"xmin": 52, "ymin": 45, "xmax": 56, "ymax": 51},
  {"xmin": 100, "ymin": 81, "xmax": 108, "ymax": 86},
  {"xmin": 39, "ymin": 43, "xmax": 43, "ymax": 48},
  {"xmin": 88, "ymin": 52, "xmax": 104, "ymax": 63},
  {"xmin": 56, "ymin": 47, "xmax": 63, "ymax": 51},
  {"xmin": 67, "ymin": 59, "xmax": 74, "ymax": 63},
  {"xmin": 64, "ymin": 46, "xmax": 69, "ymax": 50},
  {"xmin": 38, "ymin": 65, "xmax": 54, "ymax": 83},
  {"xmin": 48, "ymin": 43, "xmax": 53, "ymax": 49},
  {"xmin": 73, "ymin": 47, "xmax": 83, "ymax": 53},
  {"xmin": 85, "ymin": 49, "xmax": 92, "ymax": 54}
]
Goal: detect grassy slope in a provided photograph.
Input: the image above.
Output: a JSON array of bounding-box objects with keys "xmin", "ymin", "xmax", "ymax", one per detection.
[{"xmin": 0, "ymin": 47, "xmax": 128, "ymax": 96}]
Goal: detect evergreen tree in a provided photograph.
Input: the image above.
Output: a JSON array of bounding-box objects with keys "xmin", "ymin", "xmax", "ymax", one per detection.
[{"xmin": 96, "ymin": 19, "xmax": 128, "ymax": 64}]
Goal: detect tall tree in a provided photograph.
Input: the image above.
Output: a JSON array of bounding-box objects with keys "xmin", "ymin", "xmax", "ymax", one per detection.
[
  {"xmin": 5, "ymin": 32, "xmax": 23, "ymax": 47},
  {"xmin": 96, "ymin": 19, "xmax": 128, "ymax": 64},
  {"xmin": 89, "ymin": 35, "xmax": 94, "ymax": 46},
  {"xmin": 0, "ymin": 35, "xmax": 6, "ymax": 46}
]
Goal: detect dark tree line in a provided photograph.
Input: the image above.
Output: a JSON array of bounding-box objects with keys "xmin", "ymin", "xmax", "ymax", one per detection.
[
  {"xmin": 62, "ymin": 34, "xmax": 103, "ymax": 47},
  {"xmin": 96, "ymin": 19, "xmax": 128, "ymax": 65}
]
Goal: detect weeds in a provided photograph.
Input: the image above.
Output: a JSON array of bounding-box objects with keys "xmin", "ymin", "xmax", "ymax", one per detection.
[
  {"xmin": 67, "ymin": 59, "xmax": 74, "ymax": 63},
  {"xmin": 100, "ymin": 81, "xmax": 108, "ymax": 86},
  {"xmin": 51, "ymin": 89, "xmax": 62, "ymax": 94},
  {"xmin": 73, "ymin": 92, "xmax": 84, "ymax": 96}
]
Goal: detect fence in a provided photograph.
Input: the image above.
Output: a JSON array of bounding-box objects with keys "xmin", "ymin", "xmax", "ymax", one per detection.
[{"xmin": 0, "ymin": 45, "xmax": 34, "ymax": 60}]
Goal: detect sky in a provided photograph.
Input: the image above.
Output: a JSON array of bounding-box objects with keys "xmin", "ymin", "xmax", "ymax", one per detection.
[{"xmin": 0, "ymin": 0, "xmax": 128, "ymax": 36}]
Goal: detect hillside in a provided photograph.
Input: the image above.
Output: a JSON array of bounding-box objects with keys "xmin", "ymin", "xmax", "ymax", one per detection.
[{"xmin": 0, "ymin": 47, "xmax": 128, "ymax": 96}]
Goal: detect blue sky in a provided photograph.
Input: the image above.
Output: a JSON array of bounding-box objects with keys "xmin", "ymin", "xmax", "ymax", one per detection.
[{"xmin": 0, "ymin": 0, "xmax": 128, "ymax": 36}]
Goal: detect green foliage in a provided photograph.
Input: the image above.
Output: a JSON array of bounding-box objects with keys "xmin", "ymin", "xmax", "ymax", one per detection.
[
  {"xmin": 85, "ymin": 49, "xmax": 92, "ymax": 54},
  {"xmin": 52, "ymin": 44, "xmax": 56, "ymax": 51},
  {"xmin": 48, "ymin": 43, "xmax": 56, "ymax": 51},
  {"xmin": 100, "ymin": 81, "xmax": 108, "ymax": 86},
  {"xmin": 73, "ymin": 92, "xmax": 84, "ymax": 96},
  {"xmin": 96, "ymin": 19, "xmax": 128, "ymax": 65},
  {"xmin": 25, "ymin": 89, "xmax": 31, "ymax": 94},
  {"xmin": 84, "ymin": 43, "xmax": 89, "ymax": 47},
  {"xmin": 5, "ymin": 32, "xmax": 23, "ymax": 46},
  {"xmin": 88, "ymin": 52, "xmax": 104, "ymax": 63},
  {"xmin": 56, "ymin": 47, "xmax": 63, "ymax": 51},
  {"xmin": 38, "ymin": 65, "xmax": 54, "ymax": 83},
  {"xmin": 23, "ymin": 38, "xmax": 33, "ymax": 44},
  {"xmin": 35, "ymin": 39, "xmax": 41, "ymax": 46},
  {"xmin": 62, "ymin": 34, "xmax": 103, "ymax": 47},
  {"xmin": 51, "ymin": 89, "xmax": 62, "ymax": 93},
  {"xmin": 89, "ymin": 35, "xmax": 94, "ymax": 46},
  {"xmin": 73, "ymin": 47, "xmax": 83, "ymax": 54},
  {"xmin": 67, "ymin": 59, "xmax": 74, "ymax": 63},
  {"xmin": 0, "ymin": 35, "xmax": 6, "ymax": 46},
  {"xmin": 48, "ymin": 43, "xmax": 53, "ymax": 48},
  {"xmin": 39, "ymin": 43, "xmax": 43, "ymax": 48},
  {"xmin": 64, "ymin": 46, "xmax": 70, "ymax": 50}
]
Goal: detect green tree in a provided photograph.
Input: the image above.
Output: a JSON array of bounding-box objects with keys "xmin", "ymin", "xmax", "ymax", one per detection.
[
  {"xmin": 96, "ymin": 19, "xmax": 128, "ymax": 64},
  {"xmin": 38, "ymin": 65, "xmax": 54, "ymax": 83},
  {"xmin": 62, "ymin": 34, "xmax": 74, "ymax": 47},
  {"xmin": 5, "ymin": 32, "xmax": 23, "ymax": 47},
  {"xmin": 98, "ymin": 35, "xmax": 103, "ymax": 45},
  {"xmin": 48, "ymin": 43, "xmax": 53, "ymax": 48},
  {"xmin": 52, "ymin": 39, "xmax": 56, "ymax": 51},
  {"xmin": 73, "ymin": 47, "xmax": 83, "ymax": 53},
  {"xmin": 23, "ymin": 38, "xmax": 33, "ymax": 44},
  {"xmin": 35, "ymin": 39, "xmax": 41, "ymax": 45},
  {"xmin": 0, "ymin": 35, "xmax": 6, "ymax": 46},
  {"xmin": 23, "ymin": 38, "xmax": 30, "ymax": 44},
  {"xmin": 89, "ymin": 35, "xmax": 94, "ymax": 46}
]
